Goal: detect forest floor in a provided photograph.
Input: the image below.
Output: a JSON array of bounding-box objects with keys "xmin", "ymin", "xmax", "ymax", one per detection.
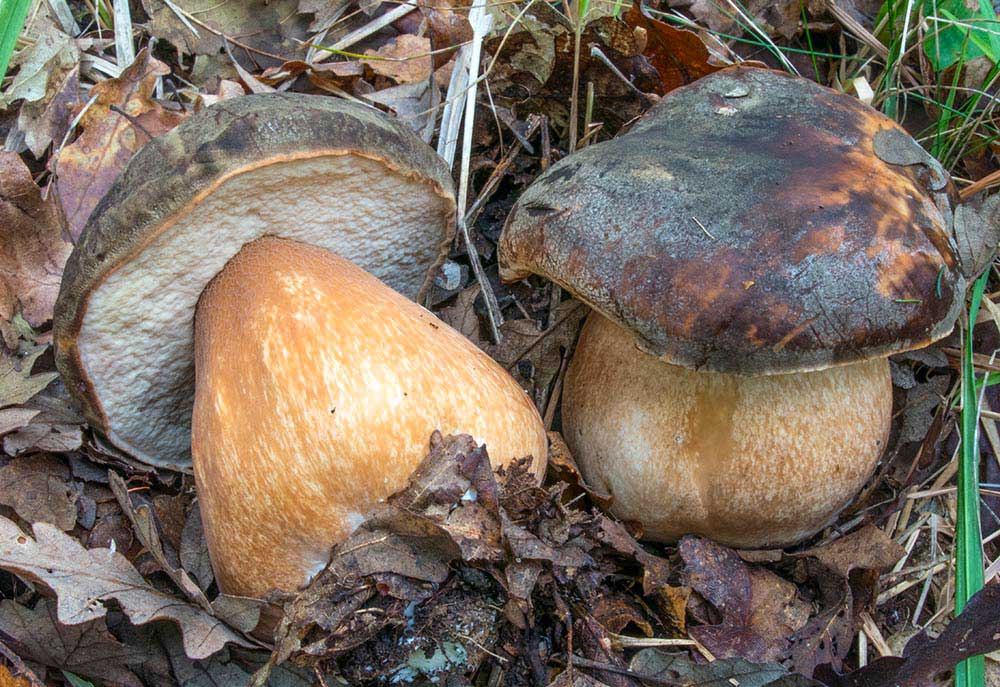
[{"xmin": 0, "ymin": 0, "xmax": 999, "ymax": 685}]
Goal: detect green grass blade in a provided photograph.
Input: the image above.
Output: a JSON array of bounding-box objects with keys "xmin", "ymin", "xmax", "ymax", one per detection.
[
  {"xmin": 0, "ymin": 0, "xmax": 31, "ymax": 84},
  {"xmin": 957, "ymin": 270, "xmax": 988, "ymax": 687}
]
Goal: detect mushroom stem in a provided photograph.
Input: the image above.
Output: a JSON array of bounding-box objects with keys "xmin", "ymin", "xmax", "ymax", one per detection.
[
  {"xmin": 192, "ymin": 236, "xmax": 547, "ymax": 597},
  {"xmin": 563, "ymin": 314, "xmax": 892, "ymax": 548}
]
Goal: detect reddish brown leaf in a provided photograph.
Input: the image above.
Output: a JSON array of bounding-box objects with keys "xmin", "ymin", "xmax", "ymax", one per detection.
[
  {"xmin": 0, "ymin": 153, "xmax": 71, "ymax": 344},
  {"xmin": 55, "ymin": 50, "xmax": 185, "ymax": 240},
  {"xmin": 623, "ymin": 0, "xmax": 723, "ymax": 95}
]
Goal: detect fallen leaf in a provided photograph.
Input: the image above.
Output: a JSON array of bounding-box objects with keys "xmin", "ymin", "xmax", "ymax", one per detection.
[
  {"xmin": 816, "ymin": 583, "xmax": 1000, "ymax": 687},
  {"xmin": 109, "ymin": 472, "xmax": 212, "ymax": 610},
  {"xmin": 679, "ymin": 536, "xmax": 811, "ymax": 663},
  {"xmin": 0, "ymin": 515, "xmax": 253, "ymax": 660},
  {"xmin": 685, "ymin": 0, "xmax": 826, "ymax": 40},
  {"xmin": 0, "ymin": 599, "xmax": 144, "ymax": 687},
  {"xmin": 17, "ymin": 64, "xmax": 83, "ymax": 158},
  {"xmin": 55, "ymin": 50, "xmax": 185, "ymax": 240},
  {"xmin": 299, "ymin": 0, "xmax": 352, "ymax": 31},
  {"xmin": 180, "ymin": 505, "xmax": 214, "ymax": 591},
  {"xmin": 0, "ymin": 345, "xmax": 58, "ymax": 408},
  {"xmin": 158, "ymin": 626, "xmax": 314, "ymax": 687},
  {"xmin": 3, "ymin": 421, "xmax": 82, "ymax": 456},
  {"xmin": 363, "ymin": 80, "xmax": 435, "ymax": 134},
  {"xmin": 0, "ymin": 153, "xmax": 72, "ymax": 345},
  {"xmin": 363, "ymin": 35, "xmax": 433, "ymax": 84},
  {"xmin": 0, "ymin": 19, "xmax": 78, "ymax": 109},
  {"xmin": 548, "ymin": 431, "xmax": 612, "ymax": 508},
  {"xmin": 0, "ymin": 665, "xmax": 33, "ymax": 687},
  {"xmin": 0, "ymin": 455, "xmax": 79, "ymax": 531},
  {"xmin": 953, "ymin": 192, "xmax": 1000, "ymax": 278},
  {"xmin": 629, "ymin": 650, "xmax": 822, "ymax": 686},
  {"xmin": 421, "ymin": 0, "xmax": 473, "ymax": 68},
  {"xmin": 485, "ymin": 4, "xmax": 662, "ymax": 134},
  {"xmin": 786, "ymin": 526, "xmax": 904, "ymax": 676},
  {"xmin": 623, "ymin": 0, "xmax": 723, "ymax": 95},
  {"xmin": 0, "ymin": 407, "xmax": 40, "ymax": 435},
  {"xmin": 141, "ymin": 0, "xmax": 309, "ymax": 67},
  {"xmin": 488, "ymin": 300, "xmax": 587, "ymax": 410}
]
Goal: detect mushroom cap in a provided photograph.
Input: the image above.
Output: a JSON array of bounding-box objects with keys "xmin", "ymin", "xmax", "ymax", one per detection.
[
  {"xmin": 563, "ymin": 313, "xmax": 891, "ymax": 547},
  {"xmin": 193, "ymin": 237, "xmax": 547, "ymax": 597},
  {"xmin": 54, "ymin": 94, "xmax": 456, "ymax": 470},
  {"xmin": 500, "ymin": 67, "xmax": 964, "ymax": 374}
]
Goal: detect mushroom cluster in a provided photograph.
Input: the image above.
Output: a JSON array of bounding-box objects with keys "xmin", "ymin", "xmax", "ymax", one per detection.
[
  {"xmin": 55, "ymin": 94, "xmax": 546, "ymax": 598},
  {"xmin": 500, "ymin": 67, "xmax": 965, "ymax": 548}
]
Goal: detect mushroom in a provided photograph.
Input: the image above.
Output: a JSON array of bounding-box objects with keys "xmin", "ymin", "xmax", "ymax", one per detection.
[
  {"xmin": 55, "ymin": 94, "xmax": 547, "ymax": 597},
  {"xmin": 499, "ymin": 67, "xmax": 964, "ymax": 548}
]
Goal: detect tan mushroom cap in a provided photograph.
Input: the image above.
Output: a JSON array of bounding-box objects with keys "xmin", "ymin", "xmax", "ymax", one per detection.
[
  {"xmin": 54, "ymin": 94, "xmax": 456, "ymax": 470},
  {"xmin": 500, "ymin": 67, "xmax": 964, "ymax": 375}
]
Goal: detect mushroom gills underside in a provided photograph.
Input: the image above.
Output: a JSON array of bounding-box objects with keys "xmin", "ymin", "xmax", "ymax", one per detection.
[
  {"xmin": 191, "ymin": 236, "xmax": 547, "ymax": 596},
  {"xmin": 563, "ymin": 313, "xmax": 893, "ymax": 549},
  {"xmin": 76, "ymin": 154, "xmax": 452, "ymax": 470}
]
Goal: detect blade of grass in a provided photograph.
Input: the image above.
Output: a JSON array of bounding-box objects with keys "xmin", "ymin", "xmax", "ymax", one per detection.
[
  {"xmin": 957, "ymin": 270, "xmax": 988, "ymax": 687},
  {"xmin": 0, "ymin": 0, "xmax": 32, "ymax": 84}
]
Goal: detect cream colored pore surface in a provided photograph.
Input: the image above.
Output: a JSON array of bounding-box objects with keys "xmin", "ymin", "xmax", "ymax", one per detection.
[{"xmin": 77, "ymin": 155, "xmax": 451, "ymax": 469}]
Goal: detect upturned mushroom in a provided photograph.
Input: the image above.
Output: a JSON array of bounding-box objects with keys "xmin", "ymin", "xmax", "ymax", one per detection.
[
  {"xmin": 500, "ymin": 67, "xmax": 965, "ymax": 548},
  {"xmin": 55, "ymin": 94, "xmax": 547, "ymax": 597}
]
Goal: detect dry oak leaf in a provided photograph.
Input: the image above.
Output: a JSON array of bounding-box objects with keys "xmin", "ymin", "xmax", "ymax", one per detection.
[
  {"xmin": 54, "ymin": 50, "xmax": 185, "ymax": 240},
  {"xmin": 0, "ymin": 154, "xmax": 72, "ymax": 344},
  {"xmin": 0, "ymin": 598, "xmax": 144, "ymax": 687},
  {"xmin": 0, "ymin": 515, "xmax": 254, "ymax": 660}
]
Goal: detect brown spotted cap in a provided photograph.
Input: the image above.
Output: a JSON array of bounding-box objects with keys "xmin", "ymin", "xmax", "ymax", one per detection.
[{"xmin": 499, "ymin": 67, "xmax": 964, "ymax": 374}]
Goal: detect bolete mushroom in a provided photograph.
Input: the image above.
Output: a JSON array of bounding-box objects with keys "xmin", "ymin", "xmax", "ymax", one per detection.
[
  {"xmin": 500, "ymin": 67, "xmax": 964, "ymax": 548},
  {"xmin": 55, "ymin": 94, "xmax": 547, "ymax": 597}
]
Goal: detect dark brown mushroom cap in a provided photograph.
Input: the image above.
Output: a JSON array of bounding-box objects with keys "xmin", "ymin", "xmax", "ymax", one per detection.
[
  {"xmin": 500, "ymin": 67, "xmax": 964, "ymax": 374},
  {"xmin": 54, "ymin": 93, "xmax": 456, "ymax": 470}
]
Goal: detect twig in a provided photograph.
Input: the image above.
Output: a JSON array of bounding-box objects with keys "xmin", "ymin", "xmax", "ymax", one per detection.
[
  {"xmin": 456, "ymin": 0, "xmax": 504, "ymax": 343},
  {"xmin": 112, "ymin": 0, "xmax": 135, "ymax": 67}
]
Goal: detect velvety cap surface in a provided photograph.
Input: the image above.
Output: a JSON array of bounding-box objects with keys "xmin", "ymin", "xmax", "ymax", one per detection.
[
  {"xmin": 500, "ymin": 67, "xmax": 964, "ymax": 374},
  {"xmin": 54, "ymin": 93, "xmax": 456, "ymax": 470}
]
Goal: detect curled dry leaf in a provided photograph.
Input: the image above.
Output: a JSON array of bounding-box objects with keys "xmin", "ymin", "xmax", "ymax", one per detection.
[
  {"xmin": 0, "ymin": 599, "xmax": 145, "ymax": 687},
  {"xmin": 0, "ymin": 515, "xmax": 254, "ymax": 660},
  {"xmin": 54, "ymin": 50, "xmax": 185, "ymax": 240},
  {"xmin": 0, "ymin": 153, "xmax": 72, "ymax": 346}
]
